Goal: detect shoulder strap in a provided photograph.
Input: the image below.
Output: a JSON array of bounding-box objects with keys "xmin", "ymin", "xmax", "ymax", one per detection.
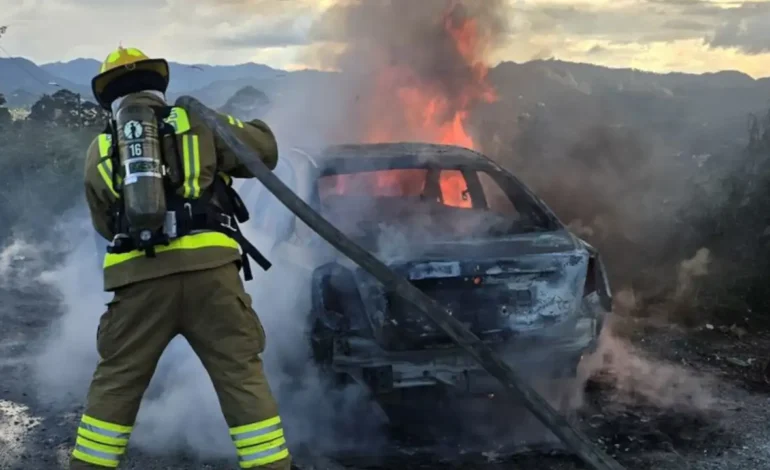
[
  {"xmin": 163, "ymin": 106, "xmax": 191, "ymax": 134},
  {"xmin": 151, "ymin": 106, "xmax": 185, "ymax": 192},
  {"xmin": 97, "ymin": 121, "xmax": 125, "ymax": 236},
  {"xmin": 101, "ymin": 121, "xmax": 122, "ymax": 195},
  {"xmin": 97, "ymin": 133, "xmax": 112, "ymax": 158},
  {"xmin": 94, "ymin": 129, "xmax": 121, "ymax": 203}
]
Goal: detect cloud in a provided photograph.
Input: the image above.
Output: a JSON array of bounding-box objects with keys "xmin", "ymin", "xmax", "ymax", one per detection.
[
  {"xmin": 587, "ymin": 44, "xmax": 607, "ymax": 55},
  {"xmin": 640, "ymin": 1, "xmax": 770, "ymax": 55},
  {"xmin": 211, "ymin": 13, "xmax": 316, "ymax": 49},
  {"xmin": 704, "ymin": 3, "xmax": 770, "ymax": 54},
  {"xmin": 662, "ymin": 19, "xmax": 712, "ymax": 32},
  {"xmin": 519, "ymin": 1, "xmax": 715, "ymax": 43},
  {"xmin": 2, "ymin": 0, "xmax": 770, "ymax": 76},
  {"xmin": 0, "ymin": 0, "xmax": 328, "ymax": 66},
  {"xmin": 484, "ymin": 0, "xmax": 770, "ymax": 77}
]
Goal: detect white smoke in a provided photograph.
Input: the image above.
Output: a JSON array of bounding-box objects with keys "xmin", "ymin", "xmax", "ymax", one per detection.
[
  {"xmin": 29, "ymin": 91, "xmax": 387, "ymax": 464},
  {"xmin": 576, "ymin": 321, "xmax": 717, "ymax": 412},
  {"xmin": 0, "ymin": 235, "xmax": 61, "ymax": 293},
  {"xmin": 32, "ymin": 215, "xmax": 111, "ymax": 406}
]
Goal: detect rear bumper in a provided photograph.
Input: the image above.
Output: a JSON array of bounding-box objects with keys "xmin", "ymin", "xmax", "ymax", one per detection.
[{"xmin": 332, "ymin": 314, "xmax": 602, "ymax": 395}]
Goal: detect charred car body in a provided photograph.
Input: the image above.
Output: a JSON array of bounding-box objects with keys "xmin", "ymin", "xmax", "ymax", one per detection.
[{"xmin": 248, "ymin": 142, "xmax": 611, "ymax": 414}]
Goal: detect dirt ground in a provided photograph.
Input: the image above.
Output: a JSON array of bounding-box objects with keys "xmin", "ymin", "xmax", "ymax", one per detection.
[{"xmin": 3, "ymin": 278, "xmax": 770, "ymax": 470}]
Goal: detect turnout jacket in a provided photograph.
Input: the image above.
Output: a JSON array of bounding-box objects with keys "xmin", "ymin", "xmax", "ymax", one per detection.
[{"xmin": 84, "ymin": 93, "xmax": 278, "ymax": 291}]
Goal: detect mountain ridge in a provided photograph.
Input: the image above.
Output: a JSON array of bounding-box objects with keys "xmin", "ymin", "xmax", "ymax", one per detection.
[
  {"xmin": 3, "ymin": 56, "xmax": 770, "ymax": 155},
  {"xmin": 3, "ymin": 55, "xmax": 768, "ymax": 105},
  {"xmin": 0, "ymin": 57, "xmax": 91, "ymax": 105},
  {"xmin": 40, "ymin": 58, "xmax": 283, "ymax": 95}
]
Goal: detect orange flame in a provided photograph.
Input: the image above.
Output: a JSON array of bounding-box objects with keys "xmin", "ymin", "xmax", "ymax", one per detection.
[
  {"xmin": 329, "ymin": 4, "xmax": 499, "ymax": 209},
  {"xmin": 363, "ymin": 6, "xmax": 498, "ymax": 150}
]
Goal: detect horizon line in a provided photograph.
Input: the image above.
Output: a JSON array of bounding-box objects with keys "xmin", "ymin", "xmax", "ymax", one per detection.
[{"xmin": 2, "ymin": 54, "xmax": 769, "ymax": 80}]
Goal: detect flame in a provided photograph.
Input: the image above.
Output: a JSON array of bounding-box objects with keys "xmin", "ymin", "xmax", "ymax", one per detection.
[
  {"xmin": 362, "ymin": 4, "xmax": 498, "ymax": 150},
  {"xmin": 331, "ymin": 3, "xmax": 499, "ymax": 209}
]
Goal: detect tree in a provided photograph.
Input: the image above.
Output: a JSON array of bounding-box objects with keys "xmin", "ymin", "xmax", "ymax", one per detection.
[
  {"xmin": 674, "ymin": 105, "xmax": 770, "ymax": 318},
  {"xmin": 28, "ymin": 93, "xmax": 59, "ymax": 124},
  {"xmin": 27, "ymin": 89, "xmax": 107, "ymax": 128},
  {"xmin": 0, "ymin": 93, "xmax": 11, "ymax": 127},
  {"xmin": 748, "ymin": 113, "xmax": 761, "ymax": 151},
  {"xmin": 0, "ymin": 106, "xmax": 96, "ymax": 241}
]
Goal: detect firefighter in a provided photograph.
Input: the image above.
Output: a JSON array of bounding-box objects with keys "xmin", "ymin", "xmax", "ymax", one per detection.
[{"xmin": 70, "ymin": 46, "xmax": 291, "ymax": 470}]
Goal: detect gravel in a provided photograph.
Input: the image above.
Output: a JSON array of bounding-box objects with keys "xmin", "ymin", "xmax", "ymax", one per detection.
[{"xmin": 3, "ymin": 278, "xmax": 770, "ymax": 470}]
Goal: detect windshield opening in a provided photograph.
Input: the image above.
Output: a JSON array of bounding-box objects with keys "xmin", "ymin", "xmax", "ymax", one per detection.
[{"xmin": 317, "ymin": 168, "xmax": 551, "ymax": 247}]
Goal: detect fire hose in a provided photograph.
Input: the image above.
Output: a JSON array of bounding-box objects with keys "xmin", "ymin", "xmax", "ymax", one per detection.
[{"xmin": 176, "ymin": 95, "xmax": 626, "ymax": 470}]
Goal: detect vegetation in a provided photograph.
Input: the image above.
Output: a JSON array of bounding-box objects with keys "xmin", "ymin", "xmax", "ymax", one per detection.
[
  {"xmin": 0, "ymin": 89, "xmax": 105, "ymax": 241},
  {"xmin": 0, "ymin": 84, "xmax": 267, "ymax": 242},
  {"xmin": 27, "ymin": 89, "xmax": 107, "ymax": 128},
  {"xmin": 0, "ymin": 93, "xmax": 11, "ymax": 126},
  {"xmin": 480, "ymin": 96, "xmax": 770, "ymax": 323},
  {"xmin": 680, "ymin": 109, "xmax": 770, "ymax": 322},
  {"xmin": 1, "ymin": 84, "xmax": 769, "ymax": 325}
]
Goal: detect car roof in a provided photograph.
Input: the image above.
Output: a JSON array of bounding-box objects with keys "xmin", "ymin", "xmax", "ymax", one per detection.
[
  {"xmin": 290, "ymin": 142, "xmax": 501, "ymax": 175},
  {"xmin": 279, "ymin": 141, "xmax": 568, "ymax": 233}
]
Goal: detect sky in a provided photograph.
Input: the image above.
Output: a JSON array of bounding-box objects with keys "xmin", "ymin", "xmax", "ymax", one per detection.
[{"xmin": 1, "ymin": 0, "xmax": 770, "ymax": 77}]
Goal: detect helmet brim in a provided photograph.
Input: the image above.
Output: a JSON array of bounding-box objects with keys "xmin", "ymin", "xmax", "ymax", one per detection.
[{"xmin": 92, "ymin": 58, "xmax": 170, "ymax": 109}]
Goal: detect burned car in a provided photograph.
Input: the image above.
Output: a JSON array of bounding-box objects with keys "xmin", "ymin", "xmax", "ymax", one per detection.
[{"xmin": 247, "ymin": 142, "xmax": 611, "ymax": 425}]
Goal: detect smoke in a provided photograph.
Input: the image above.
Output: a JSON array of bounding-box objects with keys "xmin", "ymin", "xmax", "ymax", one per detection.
[
  {"xmin": 8, "ymin": 0, "xmax": 751, "ymax": 466},
  {"xmin": 0, "ymin": 238, "xmax": 39, "ymax": 291},
  {"xmin": 30, "ymin": 184, "xmax": 387, "ymax": 463},
  {"xmin": 309, "ymin": 0, "xmax": 509, "ymax": 72},
  {"xmin": 575, "ymin": 319, "xmax": 717, "ymax": 413},
  {"xmin": 319, "ymin": 169, "xmax": 535, "ymax": 262},
  {"xmin": 505, "ymin": 125, "xmax": 693, "ymax": 292},
  {"xmin": 299, "ymin": 0, "xmax": 728, "ymax": 455},
  {"xmin": 298, "ymin": 0, "xmax": 730, "ymax": 318},
  {"xmin": 303, "ymin": 0, "xmax": 510, "ymax": 144},
  {"xmin": 674, "ymin": 247, "xmax": 711, "ymax": 302},
  {"xmin": 27, "ymin": 27, "xmax": 394, "ymax": 467}
]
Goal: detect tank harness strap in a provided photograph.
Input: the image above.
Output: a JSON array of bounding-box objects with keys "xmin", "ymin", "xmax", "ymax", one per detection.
[
  {"xmin": 102, "ymin": 121, "xmax": 129, "ymax": 238},
  {"xmin": 106, "ymin": 177, "xmax": 271, "ymax": 279},
  {"xmin": 168, "ymin": 176, "xmax": 272, "ymax": 278},
  {"xmin": 103, "ymin": 107, "xmax": 271, "ymax": 278},
  {"xmin": 208, "ymin": 176, "xmax": 272, "ymax": 278},
  {"xmin": 152, "ymin": 106, "xmax": 185, "ymax": 192}
]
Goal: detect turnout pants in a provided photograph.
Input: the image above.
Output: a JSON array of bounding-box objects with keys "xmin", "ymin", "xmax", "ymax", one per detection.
[{"xmin": 70, "ymin": 262, "xmax": 291, "ymax": 470}]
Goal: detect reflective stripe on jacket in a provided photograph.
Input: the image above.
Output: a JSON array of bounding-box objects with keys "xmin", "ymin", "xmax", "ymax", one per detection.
[{"xmin": 83, "ymin": 93, "xmax": 278, "ymax": 290}]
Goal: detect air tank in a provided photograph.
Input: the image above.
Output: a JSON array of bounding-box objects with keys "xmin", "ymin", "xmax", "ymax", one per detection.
[{"xmin": 114, "ymin": 101, "xmax": 167, "ymax": 244}]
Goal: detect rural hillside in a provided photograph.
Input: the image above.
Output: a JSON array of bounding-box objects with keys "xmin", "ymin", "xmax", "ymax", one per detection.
[
  {"xmin": 7, "ymin": 0, "xmax": 770, "ymax": 468},
  {"xmin": 3, "ymin": 56, "xmax": 769, "ymax": 155},
  {"xmin": 3, "ymin": 51, "xmax": 770, "ymax": 320}
]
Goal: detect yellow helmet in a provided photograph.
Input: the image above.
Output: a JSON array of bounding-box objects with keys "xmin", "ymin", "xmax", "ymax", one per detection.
[{"xmin": 92, "ymin": 46, "xmax": 170, "ymax": 109}]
